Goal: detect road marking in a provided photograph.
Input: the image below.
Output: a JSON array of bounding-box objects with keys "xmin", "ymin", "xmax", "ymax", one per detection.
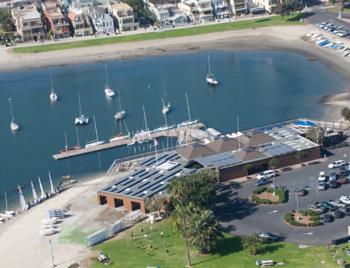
[
  {"xmin": 268, "ymin": 210, "xmax": 278, "ymax": 214},
  {"xmin": 303, "ymin": 232, "xmax": 313, "ymax": 235}
]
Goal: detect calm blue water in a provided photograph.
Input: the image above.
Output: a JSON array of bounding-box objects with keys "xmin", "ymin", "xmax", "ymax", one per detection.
[{"xmin": 0, "ymin": 51, "xmax": 346, "ymax": 209}]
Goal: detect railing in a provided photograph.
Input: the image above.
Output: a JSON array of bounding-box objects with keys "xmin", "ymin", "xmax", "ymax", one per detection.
[{"xmin": 85, "ymin": 219, "xmax": 125, "ymax": 247}]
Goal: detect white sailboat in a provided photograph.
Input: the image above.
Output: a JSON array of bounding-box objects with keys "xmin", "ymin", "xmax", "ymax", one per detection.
[
  {"xmin": 31, "ymin": 181, "xmax": 40, "ymax": 205},
  {"xmin": 8, "ymin": 98, "xmax": 19, "ymax": 131},
  {"xmin": 154, "ymin": 100, "xmax": 176, "ymax": 133},
  {"xmin": 85, "ymin": 115, "xmax": 105, "ymax": 148},
  {"xmin": 75, "ymin": 92, "xmax": 89, "ymax": 125},
  {"xmin": 139, "ymin": 105, "xmax": 152, "ymax": 143},
  {"xmin": 50, "ymin": 74, "xmax": 58, "ymax": 102},
  {"xmin": 38, "ymin": 176, "xmax": 47, "ymax": 200},
  {"xmin": 114, "ymin": 89, "xmax": 125, "ymax": 120},
  {"xmin": 206, "ymin": 54, "xmax": 218, "ymax": 86},
  {"xmin": 105, "ymin": 64, "xmax": 115, "ymax": 97},
  {"xmin": 4, "ymin": 192, "xmax": 17, "ymax": 216},
  {"xmin": 162, "ymin": 83, "xmax": 171, "ymax": 114},
  {"xmin": 177, "ymin": 93, "xmax": 198, "ymax": 128},
  {"xmin": 127, "ymin": 131, "xmax": 136, "ymax": 146},
  {"xmin": 19, "ymin": 187, "xmax": 29, "ymax": 211},
  {"xmin": 49, "ymin": 172, "xmax": 56, "ymax": 195}
]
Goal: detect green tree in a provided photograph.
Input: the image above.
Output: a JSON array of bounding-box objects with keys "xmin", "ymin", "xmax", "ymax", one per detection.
[
  {"xmin": 144, "ymin": 196, "xmax": 169, "ymax": 214},
  {"xmin": 295, "ymin": 151, "xmax": 308, "ymax": 165},
  {"xmin": 170, "ymin": 202, "xmax": 199, "ymax": 233},
  {"xmin": 46, "ymin": 29, "xmax": 53, "ymax": 40},
  {"xmin": 241, "ymin": 232, "xmax": 262, "ymax": 256},
  {"xmin": 0, "ymin": 8, "xmax": 15, "ymax": 32},
  {"xmin": 243, "ymin": 164, "xmax": 253, "ymax": 176},
  {"xmin": 305, "ymin": 126, "xmax": 325, "ymax": 144},
  {"xmin": 269, "ymin": 158, "xmax": 279, "ymax": 170},
  {"xmin": 341, "ymin": 106, "xmax": 350, "ymax": 121},
  {"xmin": 275, "ymin": 2, "xmax": 290, "ymax": 21},
  {"xmin": 187, "ymin": 210, "xmax": 224, "ymax": 254},
  {"xmin": 286, "ymin": 0, "xmax": 303, "ymax": 17}
]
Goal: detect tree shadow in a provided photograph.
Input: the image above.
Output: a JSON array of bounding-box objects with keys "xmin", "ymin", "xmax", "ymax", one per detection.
[
  {"xmin": 215, "ymin": 236, "xmax": 243, "ymax": 257},
  {"xmin": 287, "ymin": 12, "xmax": 314, "ymax": 21},
  {"xmin": 260, "ymin": 242, "xmax": 284, "ymax": 255}
]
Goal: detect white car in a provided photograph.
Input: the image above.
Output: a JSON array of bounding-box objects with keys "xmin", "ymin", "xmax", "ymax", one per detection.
[
  {"xmin": 318, "ymin": 171, "xmax": 326, "ymax": 181},
  {"xmin": 340, "ymin": 196, "xmax": 350, "ymax": 204},
  {"xmin": 328, "ymin": 160, "xmax": 346, "ymax": 169},
  {"xmin": 256, "ymin": 170, "xmax": 275, "ymax": 180},
  {"xmin": 328, "ymin": 200, "xmax": 347, "ymax": 208}
]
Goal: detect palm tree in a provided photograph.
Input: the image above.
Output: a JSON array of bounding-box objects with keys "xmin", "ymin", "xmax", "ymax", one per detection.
[
  {"xmin": 170, "ymin": 203, "xmax": 199, "ymax": 234},
  {"xmin": 241, "ymin": 232, "xmax": 262, "ymax": 256},
  {"xmin": 187, "ymin": 210, "xmax": 223, "ymax": 254},
  {"xmin": 306, "ymin": 126, "xmax": 325, "ymax": 145}
]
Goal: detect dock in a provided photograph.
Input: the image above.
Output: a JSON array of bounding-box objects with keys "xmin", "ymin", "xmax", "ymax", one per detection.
[{"xmin": 52, "ymin": 123, "xmax": 205, "ymax": 160}]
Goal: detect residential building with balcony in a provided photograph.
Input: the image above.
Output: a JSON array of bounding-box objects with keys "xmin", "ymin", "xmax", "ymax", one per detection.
[
  {"xmin": 108, "ymin": 2, "xmax": 138, "ymax": 31},
  {"xmin": 68, "ymin": 8, "xmax": 93, "ymax": 36},
  {"xmin": 179, "ymin": 0, "xmax": 213, "ymax": 23},
  {"xmin": 229, "ymin": 0, "xmax": 246, "ymax": 16},
  {"xmin": 11, "ymin": 4, "xmax": 45, "ymax": 42},
  {"xmin": 251, "ymin": 0, "xmax": 280, "ymax": 12},
  {"xmin": 42, "ymin": 2, "xmax": 70, "ymax": 39},
  {"xmin": 87, "ymin": 7, "xmax": 114, "ymax": 35},
  {"xmin": 212, "ymin": 0, "xmax": 229, "ymax": 19}
]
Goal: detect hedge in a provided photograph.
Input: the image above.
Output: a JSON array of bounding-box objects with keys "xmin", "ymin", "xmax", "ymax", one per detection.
[
  {"xmin": 284, "ymin": 211, "xmax": 321, "ymax": 227},
  {"xmin": 251, "ymin": 194, "xmax": 272, "ymax": 204},
  {"xmin": 253, "ymin": 186, "xmax": 267, "ymax": 195}
]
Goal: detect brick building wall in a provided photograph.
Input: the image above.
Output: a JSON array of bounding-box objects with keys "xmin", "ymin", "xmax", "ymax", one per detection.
[{"xmin": 98, "ymin": 192, "xmax": 146, "ymax": 213}]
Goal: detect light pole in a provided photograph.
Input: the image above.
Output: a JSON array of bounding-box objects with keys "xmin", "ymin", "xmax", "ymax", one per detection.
[
  {"xmin": 296, "ymin": 192, "xmax": 299, "ymax": 220},
  {"xmin": 49, "ymin": 239, "xmax": 56, "ymax": 267}
]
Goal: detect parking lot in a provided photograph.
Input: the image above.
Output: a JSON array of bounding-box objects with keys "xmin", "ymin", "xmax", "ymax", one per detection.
[{"xmin": 213, "ymin": 137, "xmax": 350, "ymax": 245}]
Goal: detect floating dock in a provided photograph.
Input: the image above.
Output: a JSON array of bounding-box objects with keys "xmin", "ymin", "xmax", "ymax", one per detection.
[{"xmin": 52, "ymin": 123, "xmax": 205, "ymax": 160}]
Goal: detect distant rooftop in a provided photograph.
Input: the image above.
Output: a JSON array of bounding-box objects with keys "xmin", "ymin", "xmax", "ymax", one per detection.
[{"xmin": 110, "ymin": 2, "xmax": 132, "ymax": 10}]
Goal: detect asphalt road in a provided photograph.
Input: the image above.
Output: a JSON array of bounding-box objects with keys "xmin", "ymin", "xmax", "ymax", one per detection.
[{"xmin": 213, "ymin": 138, "xmax": 350, "ymax": 245}]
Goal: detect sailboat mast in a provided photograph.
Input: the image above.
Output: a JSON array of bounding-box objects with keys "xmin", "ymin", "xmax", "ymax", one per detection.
[
  {"xmin": 118, "ymin": 89, "xmax": 122, "ymax": 112},
  {"xmin": 237, "ymin": 116, "xmax": 241, "ymax": 152},
  {"xmin": 208, "ymin": 54, "xmax": 211, "ymax": 75},
  {"xmin": 93, "ymin": 115, "xmax": 99, "ymax": 141},
  {"xmin": 9, "ymin": 98, "xmax": 14, "ymax": 121},
  {"xmin": 185, "ymin": 93, "xmax": 192, "ymax": 122},
  {"xmin": 162, "ymin": 98, "xmax": 168, "ymax": 127},
  {"xmin": 76, "ymin": 127, "xmax": 80, "ymax": 147},
  {"xmin": 105, "ymin": 64, "xmax": 109, "ymax": 87},
  {"xmin": 143, "ymin": 105, "xmax": 149, "ymax": 131},
  {"xmin": 78, "ymin": 92, "xmax": 82, "ymax": 115},
  {"xmin": 64, "ymin": 133, "xmax": 68, "ymax": 153},
  {"xmin": 5, "ymin": 192, "xmax": 8, "ymax": 212},
  {"xmin": 163, "ymin": 82, "xmax": 167, "ymax": 103}
]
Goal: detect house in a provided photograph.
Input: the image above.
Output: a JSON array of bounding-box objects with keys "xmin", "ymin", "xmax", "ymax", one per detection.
[
  {"xmin": 71, "ymin": 0, "xmax": 93, "ymax": 10},
  {"xmin": 11, "ymin": 4, "xmax": 45, "ymax": 42},
  {"xmin": 67, "ymin": 8, "xmax": 93, "ymax": 36},
  {"xmin": 251, "ymin": 0, "xmax": 279, "ymax": 13},
  {"xmin": 87, "ymin": 7, "xmax": 114, "ymax": 34},
  {"xmin": 108, "ymin": 2, "xmax": 138, "ymax": 31},
  {"xmin": 1, "ymin": 0, "xmax": 39, "ymax": 10},
  {"xmin": 212, "ymin": 0, "xmax": 229, "ymax": 19},
  {"xmin": 42, "ymin": 2, "xmax": 70, "ymax": 39},
  {"xmin": 229, "ymin": 0, "xmax": 246, "ymax": 16},
  {"xmin": 178, "ymin": 0, "xmax": 213, "ymax": 24}
]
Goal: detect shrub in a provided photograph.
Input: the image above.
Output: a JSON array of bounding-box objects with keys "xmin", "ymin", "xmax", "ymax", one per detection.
[
  {"xmin": 308, "ymin": 221, "xmax": 321, "ymax": 227},
  {"xmin": 252, "ymin": 186, "xmax": 267, "ymax": 195},
  {"xmin": 266, "ymin": 188, "xmax": 274, "ymax": 193},
  {"xmin": 300, "ymin": 210, "xmax": 307, "ymax": 216},
  {"xmin": 284, "ymin": 212, "xmax": 294, "ymax": 222},
  {"xmin": 306, "ymin": 210, "xmax": 319, "ymax": 216},
  {"xmin": 289, "ymin": 220, "xmax": 307, "ymax": 227},
  {"xmin": 259, "ymin": 199, "xmax": 272, "ymax": 205},
  {"xmin": 309, "ymin": 215, "xmax": 321, "ymax": 221},
  {"xmin": 251, "ymin": 195, "xmax": 259, "ymax": 202},
  {"xmin": 275, "ymin": 189, "xmax": 286, "ymax": 204}
]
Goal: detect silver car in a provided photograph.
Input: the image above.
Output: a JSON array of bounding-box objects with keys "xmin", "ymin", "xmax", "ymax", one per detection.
[
  {"xmin": 318, "ymin": 182, "xmax": 326, "ymax": 190},
  {"xmin": 329, "ymin": 171, "xmax": 337, "ymax": 181}
]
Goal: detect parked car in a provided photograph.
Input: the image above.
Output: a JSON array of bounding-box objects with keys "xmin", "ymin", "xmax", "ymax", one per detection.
[
  {"xmin": 339, "ymin": 177, "xmax": 348, "ymax": 184},
  {"xmin": 334, "ymin": 210, "xmax": 343, "ymax": 218},
  {"xmin": 308, "ymin": 204, "xmax": 326, "ymax": 213},
  {"xmin": 318, "ymin": 182, "xmax": 326, "ymax": 190},
  {"xmin": 297, "ymin": 189, "xmax": 305, "ymax": 196},
  {"xmin": 328, "ymin": 200, "xmax": 347, "ymax": 208},
  {"xmin": 345, "ymin": 207, "xmax": 350, "ymax": 216},
  {"xmin": 255, "ymin": 178, "xmax": 270, "ymax": 187},
  {"xmin": 328, "ymin": 160, "xmax": 345, "ymax": 169},
  {"xmin": 259, "ymin": 232, "xmax": 279, "ymax": 240},
  {"xmin": 318, "ymin": 202, "xmax": 336, "ymax": 211},
  {"xmin": 329, "ymin": 171, "xmax": 337, "ymax": 181},
  {"xmin": 323, "ymin": 214, "xmax": 333, "ymax": 222},
  {"xmin": 340, "ymin": 196, "xmax": 350, "ymax": 204},
  {"xmin": 329, "ymin": 180, "xmax": 338, "ymax": 188},
  {"xmin": 318, "ymin": 171, "xmax": 326, "ymax": 181},
  {"xmin": 340, "ymin": 167, "xmax": 347, "ymax": 177},
  {"xmin": 256, "ymin": 170, "xmax": 275, "ymax": 180}
]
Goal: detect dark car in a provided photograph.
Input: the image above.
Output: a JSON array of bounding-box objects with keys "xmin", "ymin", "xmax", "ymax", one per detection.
[
  {"xmin": 318, "ymin": 202, "xmax": 336, "ymax": 211},
  {"xmin": 334, "ymin": 210, "xmax": 343, "ymax": 218},
  {"xmin": 323, "ymin": 214, "xmax": 333, "ymax": 222},
  {"xmin": 345, "ymin": 207, "xmax": 350, "ymax": 216},
  {"xmin": 340, "ymin": 167, "xmax": 347, "ymax": 177},
  {"xmin": 255, "ymin": 178, "xmax": 270, "ymax": 187},
  {"xmin": 329, "ymin": 180, "xmax": 338, "ymax": 188},
  {"xmin": 339, "ymin": 177, "xmax": 348, "ymax": 184}
]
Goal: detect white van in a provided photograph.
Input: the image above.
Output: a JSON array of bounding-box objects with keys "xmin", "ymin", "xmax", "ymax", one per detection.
[{"xmin": 256, "ymin": 170, "xmax": 275, "ymax": 180}]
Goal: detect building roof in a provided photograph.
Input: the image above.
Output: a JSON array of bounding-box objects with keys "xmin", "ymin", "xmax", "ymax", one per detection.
[
  {"xmin": 205, "ymin": 136, "xmax": 239, "ymax": 154},
  {"xmin": 177, "ymin": 143, "xmax": 216, "ymax": 160},
  {"xmin": 233, "ymin": 148, "xmax": 265, "ymax": 161},
  {"xmin": 111, "ymin": 2, "xmax": 132, "ymax": 10},
  {"xmin": 239, "ymin": 130, "xmax": 275, "ymax": 147}
]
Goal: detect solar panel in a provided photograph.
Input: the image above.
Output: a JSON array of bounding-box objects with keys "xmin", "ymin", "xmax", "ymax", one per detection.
[
  {"xmin": 264, "ymin": 143, "xmax": 295, "ymax": 157},
  {"xmin": 138, "ymin": 156, "xmax": 154, "ymax": 166},
  {"xmin": 142, "ymin": 184, "xmax": 168, "ymax": 198}
]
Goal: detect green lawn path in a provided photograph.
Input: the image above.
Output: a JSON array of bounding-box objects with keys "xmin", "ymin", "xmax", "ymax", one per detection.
[
  {"xmin": 14, "ymin": 13, "xmax": 306, "ymax": 54},
  {"xmin": 59, "ymin": 223, "xmax": 98, "ymax": 245},
  {"xmin": 89, "ymin": 218, "xmax": 350, "ymax": 268}
]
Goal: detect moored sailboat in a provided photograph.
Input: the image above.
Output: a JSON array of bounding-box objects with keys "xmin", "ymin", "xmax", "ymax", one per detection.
[
  {"xmin": 114, "ymin": 89, "xmax": 125, "ymax": 120},
  {"xmin": 162, "ymin": 83, "xmax": 171, "ymax": 114},
  {"xmin": 105, "ymin": 64, "xmax": 115, "ymax": 97},
  {"xmin": 177, "ymin": 93, "xmax": 198, "ymax": 128},
  {"xmin": 85, "ymin": 115, "xmax": 105, "ymax": 148},
  {"xmin": 50, "ymin": 74, "xmax": 58, "ymax": 102},
  {"xmin": 60, "ymin": 129, "xmax": 81, "ymax": 154},
  {"xmin": 8, "ymin": 98, "xmax": 19, "ymax": 131},
  {"xmin": 206, "ymin": 54, "xmax": 218, "ymax": 86},
  {"xmin": 75, "ymin": 92, "xmax": 89, "ymax": 125}
]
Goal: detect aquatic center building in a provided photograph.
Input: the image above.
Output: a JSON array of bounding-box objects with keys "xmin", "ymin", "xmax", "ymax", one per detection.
[{"xmin": 98, "ymin": 124, "xmax": 321, "ymax": 213}]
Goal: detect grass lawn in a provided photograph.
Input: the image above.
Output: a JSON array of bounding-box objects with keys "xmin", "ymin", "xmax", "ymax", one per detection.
[
  {"xmin": 89, "ymin": 218, "xmax": 350, "ymax": 268},
  {"xmin": 327, "ymin": 5, "xmax": 350, "ymax": 12},
  {"xmin": 59, "ymin": 223, "xmax": 98, "ymax": 245},
  {"xmin": 14, "ymin": 13, "xmax": 306, "ymax": 54}
]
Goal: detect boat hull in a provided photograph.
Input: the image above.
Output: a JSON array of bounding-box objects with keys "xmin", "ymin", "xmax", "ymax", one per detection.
[
  {"xmin": 105, "ymin": 88, "xmax": 115, "ymax": 97},
  {"xmin": 85, "ymin": 141, "xmax": 105, "ymax": 148},
  {"xmin": 109, "ymin": 135, "xmax": 130, "ymax": 143},
  {"xmin": 50, "ymin": 93, "xmax": 58, "ymax": 102},
  {"xmin": 114, "ymin": 111, "xmax": 125, "ymax": 120},
  {"xmin": 75, "ymin": 116, "xmax": 89, "ymax": 125},
  {"xmin": 60, "ymin": 146, "xmax": 81, "ymax": 154},
  {"xmin": 206, "ymin": 77, "xmax": 218, "ymax": 86},
  {"xmin": 177, "ymin": 120, "xmax": 198, "ymax": 128}
]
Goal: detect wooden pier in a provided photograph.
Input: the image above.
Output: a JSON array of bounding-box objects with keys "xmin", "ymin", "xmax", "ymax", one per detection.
[{"xmin": 52, "ymin": 123, "xmax": 205, "ymax": 160}]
